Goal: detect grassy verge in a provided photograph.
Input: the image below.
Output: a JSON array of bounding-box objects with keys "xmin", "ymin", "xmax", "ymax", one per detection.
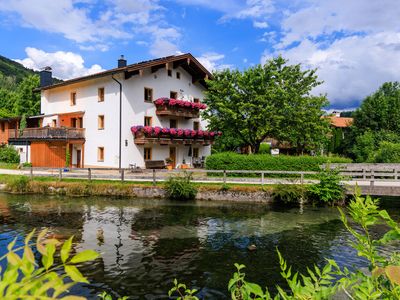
[
  {"xmin": 0, "ymin": 162, "xmax": 19, "ymax": 169},
  {"xmin": 0, "ymin": 174, "xmax": 274, "ymax": 196}
]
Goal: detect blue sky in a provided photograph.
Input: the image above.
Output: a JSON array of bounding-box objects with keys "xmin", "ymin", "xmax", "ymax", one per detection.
[{"xmin": 0, "ymin": 0, "xmax": 400, "ymax": 109}]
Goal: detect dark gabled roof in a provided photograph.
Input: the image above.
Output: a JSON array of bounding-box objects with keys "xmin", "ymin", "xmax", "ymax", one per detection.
[{"xmin": 38, "ymin": 53, "xmax": 212, "ymax": 91}]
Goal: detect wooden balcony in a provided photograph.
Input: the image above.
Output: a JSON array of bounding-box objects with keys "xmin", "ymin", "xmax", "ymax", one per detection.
[
  {"xmin": 9, "ymin": 127, "xmax": 85, "ymax": 141},
  {"xmin": 155, "ymin": 106, "xmax": 200, "ymax": 118}
]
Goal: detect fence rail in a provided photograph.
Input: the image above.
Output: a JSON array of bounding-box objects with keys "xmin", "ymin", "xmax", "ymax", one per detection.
[
  {"xmin": 9, "ymin": 127, "xmax": 85, "ymax": 140},
  {"xmin": 13, "ymin": 166, "xmax": 400, "ymax": 187}
]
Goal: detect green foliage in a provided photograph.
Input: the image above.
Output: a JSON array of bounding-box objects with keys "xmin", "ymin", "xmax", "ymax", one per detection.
[
  {"xmin": 0, "ymin": 228, "xmax": 99, "ymax": 299},
  {"xmin": 0, "ymin": 54, "xmax": 36, "ymax": 83},
  {"xmin": 308, "ymin": 167, "xmax": 345, "ymax": 205},
  {"xmin": 258, "ymin": 143, "xmax": 271, "ymax": 154},
  {"xmin": 349, "ymin": 82, "xmax": 400, "ymax": 162},
  {"xmin": 164, "ymin": 172, "xmax": 197, "ymax": 201},
  {"xmin": 170, "ymin": 191, "xmax": 400, "ymax": 299},
  {"xmin": 22, "ymin": 162, "xmax": 32, "ymax": 167},
  {"xmin": 203, "ymin": 56, "xmax": 330, "ymax": 154},
  {"xmin": 205, "ymin": 152, "xmax": 351, "ymax": 172},
  {"xmin": 0, "ymin": 145, "xmax": 20, "ymax": 163},
  {"xmin": 19, "ymin": 114, "xmax": 26, "ymax": 137},
  {"xmin": 271, "ymin": 184, "xmax": 306, "ymax": 205},
  {"xmin": 373, "ymin": 141, "xmax": 400, "ymax": 163},
  {"xmin": 7, "ymin": 175, "xmax": 30, "ymax": 193},
  {"xmin": 168, "ymin": 278, "xmax": 199, "ymax": 300},
  {"xmin": 98, "ymin": 291, "xmax": 128, "ymax": 300}
]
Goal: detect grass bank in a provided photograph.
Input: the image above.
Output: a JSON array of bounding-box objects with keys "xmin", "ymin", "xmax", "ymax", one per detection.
[{"xmin": 0, "ymin": 174, "xmax": 273, "ymax": 198}]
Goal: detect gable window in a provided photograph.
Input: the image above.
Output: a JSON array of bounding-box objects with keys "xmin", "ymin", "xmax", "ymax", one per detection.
[
  {"xmin": 144, "ymin": 147, "xmax": 152, "ymax": 160},
  {"xmin": 98, "ymin": 87, "xmax": 105, "ymax": 102},
  {"xmin": 144, "ymin": 87, "xmax": 153, "ymax": 102},
  {"xmin": 52, "ymin": 119, "xmax": 57, "ymax": 127},
  {"xmin": 170, "ymin": 91, "xmax": 178, "ymax": 99},
  {"xmin": 170, "ymin": 119, "xmax": 177, "ymax": 128},
  {"xmin": 193, "ymin": 121, "xmax": 200, "ymax": 131},
  {"xmin": 70, "ymin": 92, "xmax": 76, "ymax": 106},
  {"xmin": 144, "ymin": 116, "xmax": 152, "ymax": 127},
  {"xmin": 98, "ymin": 147, "xmax": 104, "ymax": 161},
  {"xmin": 98, "ymin": 115, "xmax": 105, "ymax": 130},
  {"xmin": 1, "ymin": 122, "xmax": 5, "ymax": 132},
  {"xmin": 193, "ymin": 98, "xmax": 200, "ymax": 103},
  {"xmin": 176, "ymin": 72, "xmax": 181, "ymax": 79},
  {"xmin": 167, "ymin": 69, "xmax": 172, "ymax": 77}
]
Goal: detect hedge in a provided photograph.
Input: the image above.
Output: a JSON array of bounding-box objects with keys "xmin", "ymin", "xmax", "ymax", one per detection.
[
  {"xmin": 205, "ymin": 152, "xmax": 351, "ymax": 172},
  {"xmin": 0, "ymin": 145, "xmax": 20, "ymax": 163}
]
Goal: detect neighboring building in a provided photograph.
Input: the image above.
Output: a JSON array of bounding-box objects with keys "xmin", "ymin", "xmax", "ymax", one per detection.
[
  {"xmin": 8, "ymin": 53, "xmax": 216, "ymax": 168},
  {"xmin": 324, "ymin": 113, "xmax": 353, "ymax": 154}
]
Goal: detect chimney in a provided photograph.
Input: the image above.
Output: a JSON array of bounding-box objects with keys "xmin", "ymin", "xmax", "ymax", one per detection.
[
  {"xmin": 40, "ymin": 66, "xmax": 52, "ymax": 87},
  {"xmin": 118, "ymin": 55, "xmax": 127, "ymax": 68}
]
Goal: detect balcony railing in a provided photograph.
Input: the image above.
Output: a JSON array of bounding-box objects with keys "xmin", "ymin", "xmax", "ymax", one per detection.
[
  {"xmin": 131, "ymin": 126, "xmax": 220, "ymax": 146},
  {"xmin": 9, "ymin": 127, "xmax": 85, "ymax": 140},
  {"xmin": 154, "ymin": 98, "xmax": 207, "ymax": 118}
]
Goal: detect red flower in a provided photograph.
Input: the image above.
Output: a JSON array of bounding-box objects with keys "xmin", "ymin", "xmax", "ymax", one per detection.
[
  {"xmin": 197, "ymin": 130, "xmax": 204, "ymax": 137},
  {"xmin": 153, "ymin": 126, "xmax": 161, "ymax": 136},
  {"xmin": 162, "ymin": 127, "xmax": 169, "ymax": 134},
  {"xmin": 177, "ymin": 129, "xmax": 184, "ymax": 136},
  {"xmin": 184, "ymin": 129, "xmax": 191, "ymax": 137},
  {"xmin": 191, "ymin": 130, "xmax": 197, "ymax": 137},
  {"xmin": 144, "ymin": 126, "xmax": 153, "ymax": 136},
  {"xmin": 170, "ymin": 128, "xmax": 177, "ymax": 136}
]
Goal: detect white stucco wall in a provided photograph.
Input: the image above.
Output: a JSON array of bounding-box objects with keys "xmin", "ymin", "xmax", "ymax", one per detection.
[{"xmin": 40, "ymin": 66, "xmax": 211, "ymax": 168}]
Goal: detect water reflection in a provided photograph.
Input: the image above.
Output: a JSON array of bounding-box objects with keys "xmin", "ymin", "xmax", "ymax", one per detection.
[{"xmin": 0, "ymin": 194, "xmax": 399, "ymax": 299}]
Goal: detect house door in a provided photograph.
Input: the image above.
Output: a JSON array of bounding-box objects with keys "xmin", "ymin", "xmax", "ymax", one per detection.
[
  {"xmin": 169, "ymin": 147, "xmax": 176, "ymax": 168},
  {"xmin": 76, "ymin": 150, "xmax": 81, "ymax": 168}
]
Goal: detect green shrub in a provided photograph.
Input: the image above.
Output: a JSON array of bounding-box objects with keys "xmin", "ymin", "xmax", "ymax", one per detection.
[
  {"xmin": 0, "ymin": 228, "xmax": 99, "ymax": 299},
  {"xmin": 308, "ymin": 167, "xmax": 345, "ymax": 205},
  {"xmin": 164, "ymin": 172, "xmax": 197, "ymax": 201},
  {"xmin": 7, "ymin": 175, "xmax": 30, "ymax": 193},
  {"xmin": 271, "ymin": 184, "xmax": 306, "ymax": 205},
  {"xmin": 205, "ymin": 152, "xmax": 351, "ymax": 172},
  {"xmin": 258, "ymin": 143, "xmax": 271, "ymax": 154},
  {"xmin": 373, "ymin": 141, "xmax": 400, "ymax": 163},
  {"xmin": 0, "ymin": 145, "xmax": 20, "ymax": 163},
  {"xmin": 22, "ymin": 162, "xmax": 32, "ymax": 167}
]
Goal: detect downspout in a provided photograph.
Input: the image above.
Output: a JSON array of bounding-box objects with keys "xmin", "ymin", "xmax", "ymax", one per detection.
[{"xmin": 112, "ymin": 74, "xmax": 122, "ymax": 171}]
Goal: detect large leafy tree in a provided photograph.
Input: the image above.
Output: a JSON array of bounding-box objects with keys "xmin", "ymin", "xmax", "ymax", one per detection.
[
  {"xmin": 203, "ymin": 56, "xmax": 329, "ymax": 154},
  {"xmin": 349, "ymin": 82, "xmax": 400, "ymax": 161}
]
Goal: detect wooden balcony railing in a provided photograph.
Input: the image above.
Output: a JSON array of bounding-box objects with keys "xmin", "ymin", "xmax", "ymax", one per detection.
[
  {"xmin": 155, "ymin": 106, "xmax": 200, "ymax": 118},
  {"xmin": 133, "ymin": 132, "xmax": 215, "ymax": 146},
  {"xmin": 9, "ymin": 127, "xmax": 85, "ymax": 140}
]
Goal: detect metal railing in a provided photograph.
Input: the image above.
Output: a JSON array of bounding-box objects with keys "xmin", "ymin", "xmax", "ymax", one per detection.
[{"xmin": 9, "ymin": 127, "xmax": 85, "ymax": 140}]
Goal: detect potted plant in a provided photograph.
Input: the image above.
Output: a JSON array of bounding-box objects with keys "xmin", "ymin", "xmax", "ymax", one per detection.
[{"xmin": 165, "ymin": 157, "xmax": 173, "ymax": 170}]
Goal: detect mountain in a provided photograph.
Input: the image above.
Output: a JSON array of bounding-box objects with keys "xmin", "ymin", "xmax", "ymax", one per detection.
[{"xmin": 0, "ymin": 55, "xmax": 37, "ymax": 83}]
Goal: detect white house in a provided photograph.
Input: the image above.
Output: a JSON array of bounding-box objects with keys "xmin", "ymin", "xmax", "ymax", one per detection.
[{"xmin": 9, "ymin": 54, "xmax": 216, "ymax": 169}]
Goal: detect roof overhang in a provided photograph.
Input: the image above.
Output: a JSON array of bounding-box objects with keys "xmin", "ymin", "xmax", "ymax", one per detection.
[{"xmin": 37, "ymin": 53, "xmax": 212, "ymax": 91}]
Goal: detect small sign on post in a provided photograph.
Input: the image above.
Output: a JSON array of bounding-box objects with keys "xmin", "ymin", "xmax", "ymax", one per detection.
[{"xmin": 271, "ymin": 148, "xmax": 279, "ymax": 155}]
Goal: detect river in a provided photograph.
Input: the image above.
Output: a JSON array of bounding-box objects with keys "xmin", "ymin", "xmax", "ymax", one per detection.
[{"xmin": 0, "ymin": 193, "xmax": 399, "ymax": 299}]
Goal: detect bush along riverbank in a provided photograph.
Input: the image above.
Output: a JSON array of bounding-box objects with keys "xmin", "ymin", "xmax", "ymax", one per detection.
[{"xmin": 0, "ymin": 168, "xmax": 345, "ymax": 205}]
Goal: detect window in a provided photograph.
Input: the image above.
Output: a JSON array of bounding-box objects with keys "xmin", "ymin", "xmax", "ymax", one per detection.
[
  {"xmin": 72, "ymin": 118, "xmax": 77, "ymax": 128},
  {"xmin": 170, "ymin": 119, "xmax": 177, "ymax": 128},
  {"xmin": 193, "ymin": 98, "xmax": 200, "ymax": 103},
  {"xmin": 193, "ymin": 148, "xmax": 199, "ymax": 158},
  {"xmin": 167, "ymin": 69, "xmax": 172, "ymax": 77},
  {"xmin": 98, "ymin": 147, "xmax": 104, "ymax": 161},
  {"xmin": 78, "ymin": 117, "xmax": 83, "ymax": 128},
  {"xmin": 176, "ymin": 72, "xmax": 181, "ymax": 79},
  {"xmin": 98, "ymin": 115, "xmax": 104, "ymax": 130},
  {"xmin": 98, "ymin": 87, "xmax": 105, "ymax": 102},
  {"xmin": 144, "ymin": 147, "xmax": 152, "ymax": 160},
  {"xmin": 170, "ymin": 91, "xmax": 178, "ymax": 99},
  {"xmin": 0, "ymin": 122, "xmax": 4, "ymax": 132},
  {"xmin": 144, "ymin": 87, "xmax": 153, "ymax": 102},
  {"xmin": 193, "ymin": 121, "xmax": 200, "ymax": 131},
  {"xmin": 144, "ymin": 116, "xmax": 152, "ymax": 127},
  {"xmin": 52, "ymin": 119, "xmax": 57, "ymax": 127},
  {"xmin": 70, "ymin": 92, "xmax": 76, "ymax": 106}
]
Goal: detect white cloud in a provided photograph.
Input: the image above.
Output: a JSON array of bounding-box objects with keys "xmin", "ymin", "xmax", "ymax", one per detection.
[
  {"xmin": 253, "ymin": 21, "xmax": 268, "ymax": 29},
  {"xmin": 197, "ymin": 52, "xmax": 232, "ymax": 72},
  {"xmin": 15, "ymin": 47, "xmax": 105, "ymax": 80},
  {"xmin": 263, "ymin": 32, "xmax": 400, "ymax": 108}
]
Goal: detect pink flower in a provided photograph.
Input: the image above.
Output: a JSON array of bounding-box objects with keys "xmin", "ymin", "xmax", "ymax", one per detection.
[
  {"xmin": 154, "ymin": 98, "xmax": 164, "ymax": 106},
  {"xmin": 218, "ymin": 131, "xmax": 222, "ymax": 136},
  {"xmin": 144, "ymin": 126, "xmax": 153, "ymax": 136},
  {"xmin": 184, "ymin": 129, "xmax": 191, "ymax": 137},
  {"xmin": 170, "ymin": 128, "xmax": 177, "ymax": 136},
  {"xmin": 153, "ymin": 126, "xmax": 161, "ymax": 135},
  {"xmin": 197, "ymin": 130, "xmax": 204, "ymax": 137},
  {"xmin": 177, "ymin": 129, "xmax": 184, "ymax": 136},
  {"xmin": 169, "ymin": 99, "xmax": 177, "ymax": 106},
  {"xmin": 203, "ymin": 131, "xmax": 209, "ymax": 137},
  {"xmin": 191, "ymin": 130, "xmax": 197, "ymax": 137},
  {"xmin": 162, "ymin": 127, "xmax": 169, "ymax": 134},
  {"xmin": 210, "ymin": 131, "xmax": 215, "ymax": 137}
]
